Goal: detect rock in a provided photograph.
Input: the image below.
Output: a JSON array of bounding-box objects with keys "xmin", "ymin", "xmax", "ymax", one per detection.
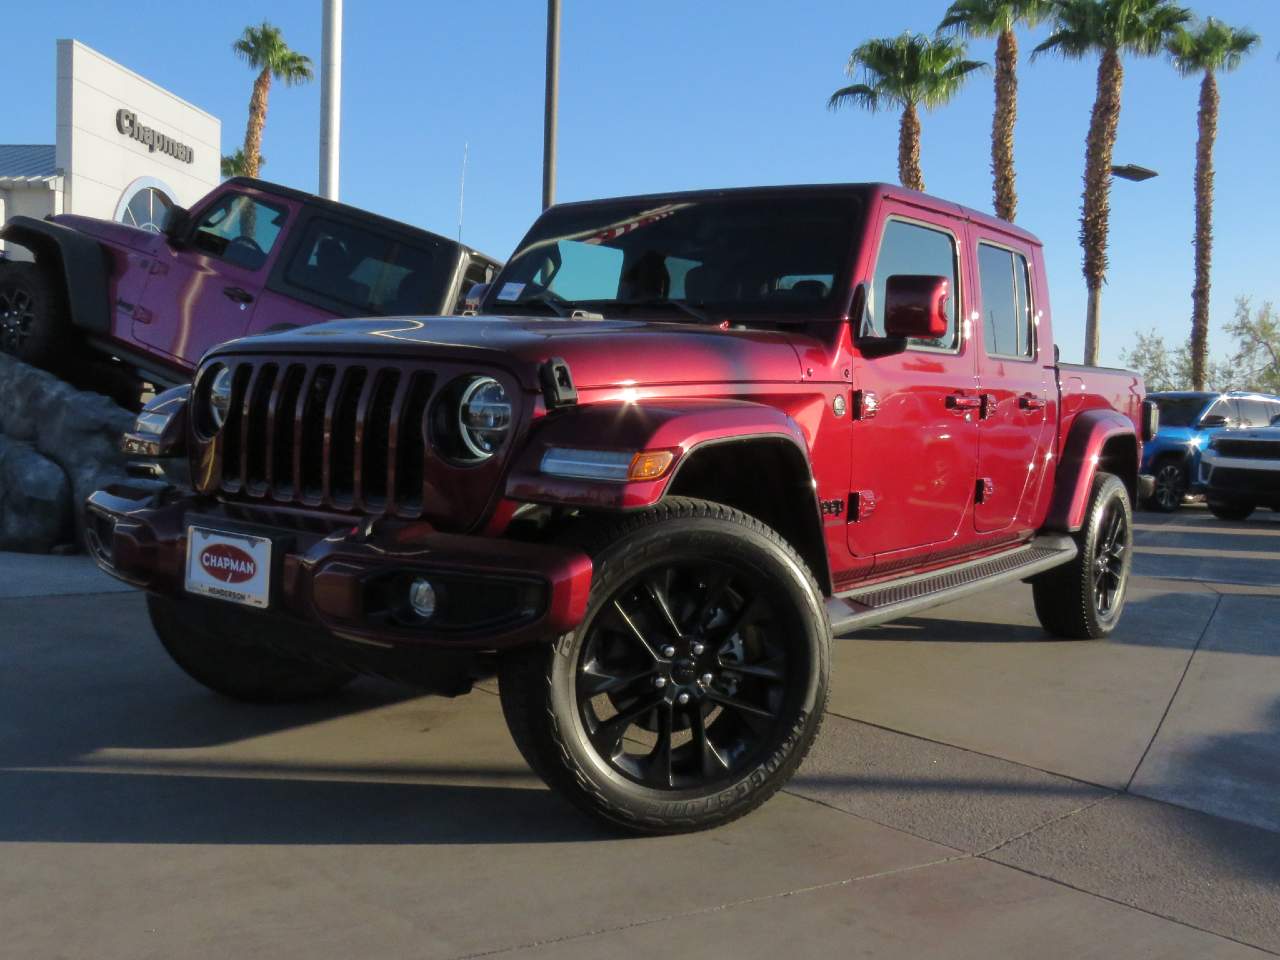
[
  {"xmin": 0, "ymin": 353, "xmax": 135, "ymax": 549},
  {"xmin": 0, "ymin": 435, "xmax": 72, "ymax": 552}
]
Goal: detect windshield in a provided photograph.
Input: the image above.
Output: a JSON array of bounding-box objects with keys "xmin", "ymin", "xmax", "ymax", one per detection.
[
  {"xmin": 1153, "ymin": 395, "xmax": 1213, "ymax": 427},
  {"xmin": 485, "ymin": 193, "xmax": 863, "ymax": 323}
]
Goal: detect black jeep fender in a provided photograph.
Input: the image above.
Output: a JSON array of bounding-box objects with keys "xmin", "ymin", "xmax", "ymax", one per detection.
[
  {"xmin": 504, "ymin": 398, "xmax": 832, "ymax": 594},
  {"xmin": 0, "ymin": 216, "xmax": 111, "ymax": 335}
]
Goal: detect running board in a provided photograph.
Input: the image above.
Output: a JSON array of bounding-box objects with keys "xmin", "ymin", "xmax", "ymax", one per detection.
[{"xmin": 826, "ymin": 535, "xmax": 1078, "ymax": 636}]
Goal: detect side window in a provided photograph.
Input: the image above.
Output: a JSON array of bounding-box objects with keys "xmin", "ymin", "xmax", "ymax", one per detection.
[
  {"xmin": 286, "ymin": 218, "xmax": 436, "ymax": 315},
  {"xmin": 1235, "ymin": 399, "xmax": 1274, "ymax": 427},
  {"xmin": 865, "ymin": 219, "xmax": 960, "ymax": 350},
  {"xmin": 191, "ymin": 193, "xmax": 288, "ymax": 271},
  {"xmin": 977, "ymin": 243, "xmax": 1033, "ymax": 358}
]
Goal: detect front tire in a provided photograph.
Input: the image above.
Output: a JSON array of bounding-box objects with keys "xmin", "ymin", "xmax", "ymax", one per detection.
[
  {"xmin": 1033, "ymin": 472, "xmax": 1133, "ymax": 640},
  {"xmin": 1207, "ymin": 498, "xmax": 1255, "ymax": 521},
  {"xmin": 0, "ymin": 261, "xmax": 70, "ymax": 368},
  {"xmin": 148, "ymin": 594, "xmax": 355, "ymax": 702},
  {"xmin": 1145, "ymin": 457, "xmax": 1185, "ymax": 512},
  {"xmin": 499, "ymin": 498, "xmax": 830, "ymax": 834}
]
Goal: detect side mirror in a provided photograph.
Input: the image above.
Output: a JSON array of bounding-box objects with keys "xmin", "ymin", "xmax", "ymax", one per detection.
[
  {"xmin": 884, "ymin": 275, "xmax": 951, "ymax": 340},
  {"xmin": 1197, "ymin": 414, "xmax": 1229, "ymax": 429},
  {"xmin": 1141, "ymin": 399, "xmax": 1160, "ymax": 442},
  {"xmin": 163, "ymin": 206, "xmax": 192, "ymax": 246},
  {"xmin": 463, "ymin": 282, "xmax": 490, "ymax": 314}
]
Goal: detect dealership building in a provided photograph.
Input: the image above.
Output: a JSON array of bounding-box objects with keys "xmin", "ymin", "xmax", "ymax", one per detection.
[{"xmin": 0, "ymin": 39, "xmax": 220, "ymax": 256}]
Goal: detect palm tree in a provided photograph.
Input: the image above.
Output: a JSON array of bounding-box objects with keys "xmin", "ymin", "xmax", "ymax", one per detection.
[
  {"xmin": 220, "ymin": 148, "xmax": 265, "ymax": 179},
  {"xmin": 232, "ymin": 22, "xmax": 313, "ymax": 179},
  {"xmin": 829, "ymin": 33, "xmax": 986, "ymax": 192},
  {"xmin": 1167, "ymin": 18, "xmax": 1260, "ymax": 390},
  {"xmin": 1033, "ymin": 0, "xmax": 1190, "ymax": 366},
  {"xmin": 939, "ymin": 0, "xmax": 1053, "ymax": 222}
]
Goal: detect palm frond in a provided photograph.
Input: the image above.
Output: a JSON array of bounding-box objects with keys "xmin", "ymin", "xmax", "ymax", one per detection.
[
  {"xmin": 1168, "ymin": 17, "xmax": 1261, "ymax": 75},
  {"xmin": 828, "ymin": 83, "xmax": 880, "ymax": 112}
]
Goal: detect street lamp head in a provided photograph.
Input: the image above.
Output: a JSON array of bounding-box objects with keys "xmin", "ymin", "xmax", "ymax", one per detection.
[{"xmin": 1111, "ymin": 164, "xmax": 1159, "ymax": 182}]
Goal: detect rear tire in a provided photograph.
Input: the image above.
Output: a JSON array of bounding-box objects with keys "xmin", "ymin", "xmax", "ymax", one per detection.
[
  {"xmin": 148, "ymin": 594, "xmax": 355, "ymax": 702},
  {"xmin": 498, "ymin": 498, "xmax": 830, "ymax": 834},
  {"xmin": 1207, "ymin": 498, "xmax": 1255, "ymax": 522},
  {"xmin": 1033, "ymin": 472, "xmax": 1132, "ymax": 640},
  {"xmin": 0, "ymin": 261, "xmax": 70, "ymax": 369}
]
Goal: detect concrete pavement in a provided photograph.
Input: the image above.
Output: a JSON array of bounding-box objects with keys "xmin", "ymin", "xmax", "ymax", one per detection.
[{"xmin": 1, "ymin": 505, "xmax": 1276, "ymax": 958}]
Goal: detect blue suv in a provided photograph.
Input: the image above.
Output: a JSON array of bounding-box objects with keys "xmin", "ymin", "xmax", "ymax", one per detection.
[{"xmin": 1142, "ymin": 391, "xmax": 1280, "ymax": 511}]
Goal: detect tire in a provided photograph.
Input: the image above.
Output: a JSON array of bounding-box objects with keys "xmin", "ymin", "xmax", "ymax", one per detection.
[
  {"xmin": 0, "ymin": 261, "xmax": 71, "ymax": 368},
  {"xmin": 498, "ymin": 497, "xmax": 830, "ymax": 835},
  {"xmin": 1033, "ymin": 472, "xmax": 1133, "ymax": 640},
  {"xmin": 1145, "ymin": 456, "xmax": 1185, "ymax": 513},
  {"xmin": 1207, "ymin": 498, "xmax": 1255, "ymax": 522},
  {"xmin": 148, "ymin": 594, "xmax": 355, "ymax": 702}
]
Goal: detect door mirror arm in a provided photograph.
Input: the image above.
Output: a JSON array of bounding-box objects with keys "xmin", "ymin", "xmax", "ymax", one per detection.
[{"xmin": 163, "ymin": 207, "xmax": 193, "ymax": 249}]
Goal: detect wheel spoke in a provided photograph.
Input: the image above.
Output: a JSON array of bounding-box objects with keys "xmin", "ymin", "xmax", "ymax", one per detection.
[
  {"xmin": 590, "ymin": 695, "xmax": 663, "ymax": 758},
  {"xmin": 707, "ymin": 691, "xmax": 777, "ymax": 722},
  {"xmin": 689, "ymin": 702, "xmax": 731, "ymax": 777},
  {"xmin": 580, "ymin": 660, "xmax": 655, "ymax": 697},
  {"xmin": 719, "ymin": 658, "xmax": 785, "ymax": 682},
  {"xmin": 644, "ymin": 574, "xmax": 684, "ymax": 640},
  {"xmin": 608, "ymin": 599, "xmax": 661, "ymax": 661},
  {"xmin": 645, "ymin": 703, "xmax": 674, "ymax": 787},
  {"xmin": 689, "ymin": 567, "xmax": 733, "ymax": 633},
  {"xmin": 717, "ymin": 594, "xmax": 764, "ymax": 643}
]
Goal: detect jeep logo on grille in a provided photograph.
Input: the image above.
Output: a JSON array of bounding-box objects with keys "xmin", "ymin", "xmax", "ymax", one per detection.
[{"xmin": 199, "ymin": 543, "xmax": 257, "ymax": 583}]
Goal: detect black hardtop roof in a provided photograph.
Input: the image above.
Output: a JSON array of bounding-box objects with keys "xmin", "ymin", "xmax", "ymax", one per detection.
[
  {"xmin": 543, "ymin": 182, "xmax": 1041, "ymax": 247},
  {"xmin": 225, "ymin": 176, "xmax": 496, "ymax": 262}
]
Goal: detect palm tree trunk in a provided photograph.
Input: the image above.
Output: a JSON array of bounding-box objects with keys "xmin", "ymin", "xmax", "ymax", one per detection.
[
  {"xmin": 992, "ymin": 28, "xmax": 1017, "ymax": 222},
  {"xmin": 1190, "ymin": 70, "xmax": 1217, "ymax": 391},
  {"xmin": 1081, "ymin": 48, "xmax": 1122, "ymax": 367},
  {"xmin": 242, "ymin": 67, "xmax": 272, "ymax": 179},
  {"xmin": 898, "ymin": 103, "xmax": 924, "ymax": 193}
]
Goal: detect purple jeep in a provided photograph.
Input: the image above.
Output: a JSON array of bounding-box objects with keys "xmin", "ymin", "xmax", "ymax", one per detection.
[{"xmin": 0, "ymin": 177, "xmax": 500, "ymax": 406}]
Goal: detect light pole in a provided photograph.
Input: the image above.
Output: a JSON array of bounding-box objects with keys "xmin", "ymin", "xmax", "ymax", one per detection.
[
  {"xmin": 542, "ymin": 0, "xmax": 560, "ymax": 210},
  {"xmin": 319, "ymin": 0, "xmax": 343, "ymax": 200}
]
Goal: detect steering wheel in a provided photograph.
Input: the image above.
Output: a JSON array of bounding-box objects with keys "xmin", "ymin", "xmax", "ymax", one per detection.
[{"xmin": 227, "ymin": 235, "xmax": 265, "ymax": 258}]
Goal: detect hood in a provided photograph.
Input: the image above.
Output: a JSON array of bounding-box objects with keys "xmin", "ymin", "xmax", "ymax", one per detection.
[
  {"xmin": 208, "ymin": 315, "xmax": 809, "ymax": 391},
  {"xmin": 49, "ymin": 214, "xmax": 158, "ymax": 252}
]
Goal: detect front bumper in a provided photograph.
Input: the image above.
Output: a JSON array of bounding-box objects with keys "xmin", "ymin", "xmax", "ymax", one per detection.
[
  {"xmin": 85, "ymin": 484, "xmax": 593, "ymax": 650},
  {"xmin": 1202, "ymin": 459, "xmax": 1280, "ymax": 503}
]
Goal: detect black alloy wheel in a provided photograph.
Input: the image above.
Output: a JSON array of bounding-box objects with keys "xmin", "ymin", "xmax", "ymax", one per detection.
[
  {"xmin": 0, "ymin": 284, "xmax": 35, "ymax": 354},
  {"xmin": 0, "ymin": 262, "xmax": 69, "ymax": 367},
  {"xmin": 576, "ymin": 560, "xmax": 795, "ymax": 790},
  {"xmin": 1149, "ymin": 459, "xmax": 1185, "ymax": 512},
  {"xmin": 499, "ymin": 498, "xmax": 829, "ymax": 834},
  {"xmin": 1092, "ymin": 499, "xmax": 1129, "ymax": 619}
]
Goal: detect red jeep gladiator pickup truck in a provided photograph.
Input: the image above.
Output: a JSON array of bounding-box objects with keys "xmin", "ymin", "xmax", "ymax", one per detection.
[
  {"xmin": 87, "ymin": 183, "xmax": 1153, "ymax": 834},
  {"xmin": 0, "ymin": 177, "xmax": 499, "ymax": 405}
]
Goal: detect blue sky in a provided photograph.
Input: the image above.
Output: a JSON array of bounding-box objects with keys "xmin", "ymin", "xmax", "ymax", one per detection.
[{"xmin": 5, "ymin": 0, "xmax": 1278, "ymax": 366}]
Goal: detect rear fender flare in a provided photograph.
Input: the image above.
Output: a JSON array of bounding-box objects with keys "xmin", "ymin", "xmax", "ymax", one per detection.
[
  {"xmin": 1045, "ymin": 409, "xmax": 1139, "ymax": 532},
  {"xmin": 0, "ymin": 216, "xmax": 111, "ymax": 334}
]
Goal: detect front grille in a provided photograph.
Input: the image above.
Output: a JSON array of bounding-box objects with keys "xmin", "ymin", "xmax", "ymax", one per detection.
[
  {"xmin": 1213, "ymin": 439, "xmax": 1280, "ymax": 460},
  {"xmin": 214, "ymin": 359, "xmax": 436, "ymax": 515},
  {"xmin": 1209, "ymin": 467, "xmax": 1280, "ymax": 494}
]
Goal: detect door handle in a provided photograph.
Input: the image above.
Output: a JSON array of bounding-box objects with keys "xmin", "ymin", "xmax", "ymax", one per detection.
[
  {"xmin": 946, "ymin": 393, "xmax": 982, "ymax": 412},
  {"xmin": 223, "ymin": 286, "xmax": 255, "ymax": 304},
  {"xmin": 1018, "ymin": 394, "xmax": 1047, "ymax": 411}
]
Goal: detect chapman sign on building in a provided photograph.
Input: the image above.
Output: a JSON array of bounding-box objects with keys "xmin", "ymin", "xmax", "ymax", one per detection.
[{"xmin": 0, "ymin": 39, "xmax": 220, "ymax": 255}]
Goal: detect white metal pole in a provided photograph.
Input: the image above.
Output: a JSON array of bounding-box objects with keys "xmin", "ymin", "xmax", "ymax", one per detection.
[{"xmin": 319, "ymin": 0, "xmax": 342, "ymax": 199}]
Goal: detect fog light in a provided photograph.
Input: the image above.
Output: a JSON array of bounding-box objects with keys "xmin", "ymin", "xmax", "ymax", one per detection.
[{"xmin": 408, "ymin": 578, "xmax": 437, "ymax": 619}]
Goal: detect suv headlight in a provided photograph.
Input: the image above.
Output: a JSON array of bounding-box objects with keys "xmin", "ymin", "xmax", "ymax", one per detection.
[{"xmin": 457, "ymin": 376, "xmax": 511, "ymax": 459}]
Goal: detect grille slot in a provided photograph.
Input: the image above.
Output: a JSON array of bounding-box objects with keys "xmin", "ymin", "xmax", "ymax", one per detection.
[
  {"xmin": 1215, "ymin": 439, "xmax": 1280, "ymax": 460},
  {"xmin": 209, "ymin": 359, "xmax": 440, "ymax": 515}
]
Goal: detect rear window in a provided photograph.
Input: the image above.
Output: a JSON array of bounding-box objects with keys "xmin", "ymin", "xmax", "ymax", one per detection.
[{"xmin": 285, "ymin": 217, "xmax": 438, "ymax": 315}]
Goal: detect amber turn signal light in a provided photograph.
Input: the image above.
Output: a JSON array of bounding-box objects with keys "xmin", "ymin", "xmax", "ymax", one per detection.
[{"xmin": 628, "ymin": 450, "xmax": 675, "ymax": 480}]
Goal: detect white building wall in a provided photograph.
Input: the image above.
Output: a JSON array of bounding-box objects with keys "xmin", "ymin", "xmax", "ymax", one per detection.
[
  {"xmin": 56, "ymin": 39, "xmax": 220, "ymax": 219},
  {"xmin": 0, "ymin": 181, "xmax": 63, "ymax": 259}
]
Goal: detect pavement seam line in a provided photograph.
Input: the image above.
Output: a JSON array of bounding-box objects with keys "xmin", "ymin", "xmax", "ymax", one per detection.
[
  {"xmin": 979, "ymin": 853, "xmax": 1280, "ymax": 958},
  {"xmin": 1123, "ymin": 593, "xmax": 1222, "ymax": 794},
  {"xmin": 975, "ymin": 792, "xmax": 1119, "ymax": 858},
  {"xmin": 445, "ymin": 854, "xmax": 968, "ymax": 960},
  {"xmin": 779, "ymin": 784, "xmax": 971, "ymax": 854}
]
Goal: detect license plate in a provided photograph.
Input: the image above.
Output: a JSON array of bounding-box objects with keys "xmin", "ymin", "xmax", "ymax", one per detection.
[{"xmin": 185, "ymin": 526, "xmax": 272, "ymax": 608}]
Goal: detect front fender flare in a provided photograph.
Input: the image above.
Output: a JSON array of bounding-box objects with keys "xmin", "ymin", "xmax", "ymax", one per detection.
[
  {"xmin": 1045, "ymin": 408, "xmax": 1139, "ymax": 532},
  {"xmin": 505, "ymin": 398, "xmax": 812, "ymax": 511},
  {"xmin": 0, "ymin": 216, "xmax": 111, "ymax": 334}
]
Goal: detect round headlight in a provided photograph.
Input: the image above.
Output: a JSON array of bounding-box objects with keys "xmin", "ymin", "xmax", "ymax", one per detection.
[
  {"xmin": 458, "ymin": 376, "xmax": 511, "ymax": 459},
  {"xmin": 208, "ymin": 364, "xmax": 234, "ymax": 431}
]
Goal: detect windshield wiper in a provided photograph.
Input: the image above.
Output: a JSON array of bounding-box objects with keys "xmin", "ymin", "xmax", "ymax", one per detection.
[
  {"xmin": 499, "ymin": 292, "xmax": 570, "ymax": 317},
  {"xmin": 615, "ymin": 298, "xmax": 715, "ymax": 325}
]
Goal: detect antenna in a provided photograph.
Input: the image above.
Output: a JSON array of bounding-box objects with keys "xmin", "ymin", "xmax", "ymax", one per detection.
[{"xmin": 458, "ymin": 141, "xmax": 469, "ymax": 243}]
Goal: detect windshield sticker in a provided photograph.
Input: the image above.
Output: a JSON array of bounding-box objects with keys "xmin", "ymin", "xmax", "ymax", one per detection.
[{"xmin": 496, "ymin": 282, "xmax": 526, "ymax": 302}]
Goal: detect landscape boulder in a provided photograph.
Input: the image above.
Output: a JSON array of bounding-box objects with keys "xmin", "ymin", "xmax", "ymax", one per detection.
[
  {"xmin": 0, "ymin": 435, "xmax": 72, "ymax": 552},
  {"xmin": 0, "ymin": 354, "xmax": 135, "ymax": 551}
]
